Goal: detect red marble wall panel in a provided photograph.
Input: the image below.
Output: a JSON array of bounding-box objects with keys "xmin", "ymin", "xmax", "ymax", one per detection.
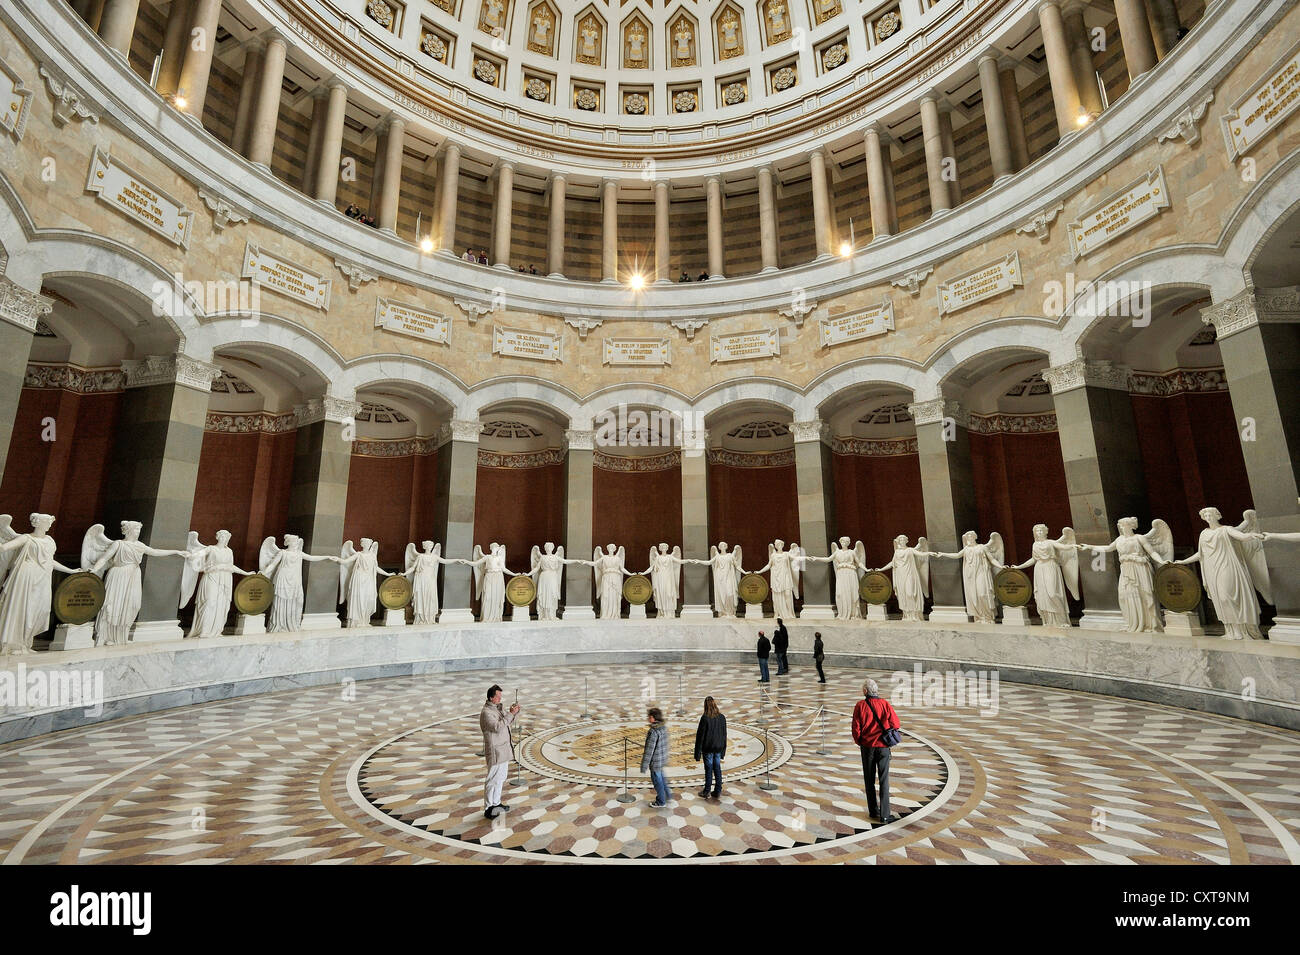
[
  {"xmin": 831, "ymin": 453, "xmax": 928, "ymax": 568},
  {"xmin": 592, "ymin": 464, "xmax": 683, "ymax": 570},
  {"xmin": 968, "ymin": 431, "xmax": 1072, "ymax": 565},
  {"xmin": 473, "ymin": 463, "xmax": 565, "ymax": 571}
]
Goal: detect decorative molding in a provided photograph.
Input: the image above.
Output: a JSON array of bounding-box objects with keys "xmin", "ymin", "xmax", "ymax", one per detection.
[
  {"xmin": 454, "ymin": 298, "xmax": 494, "ymax": 325},
  {"xmin": 820, "ymin": 300, "xmax": 893, "ymax": 347},
  {"xmin": 706, "ymin": 448, "xmax": 796, "ymax": 468},
  {"xmin": 593, "ymin": 449, "xmax": 681, "ymax": 471},
  {"xmin": 603, "ymin": 337, "xmax": 670, "ymax": 366},
  {"xmin": 204, "ymin": 411, "xmax": 297, "ymax": 434},
  {"xmin": 294, "ymin": 395, "xmax": 362, "ymax": 426},
  {"xmin": 24, "ymin": 362, "xmax": 124, "ymax": 394},
  {"xmin": 830, "ymin": 436, "xmax": 919, "ymax": 457},
  {"xmin": 86, "ymin": 148, "xmax": 194, "ymax": 248},
  {"xmin": 198, "ymin": 190, "xmax": 251, "ymax": 232},
  {"xmin": 1156, "ymin": 91, "xmax": 1214, "ymax": 147},
  {"xmin": 789, "ymin": 420, "xmax": 829, "ymax": 444},
  {"xmin": 1200, "ymin": 293, "xmax": 1257, "ymax": 339},
  {"xmin": 352, "ymin": 436, "xmax": 439, "ymax": 457},
  {"xmin": 777, "ymin": 298, "xmax": 817, "ymax": 328},
  {"xmin": 1255, "ymin": 286, "xmax": 1300, "ymax": 318},
  {"xmin": 1127, "ymin": 367, "xmax": 1228, "ymax": 396},
  {"xmin": 1016, "ymin": 202, "xmax": 1064, "ymax": 242},
  {"xmin": 38, "ymin": 64, "xmax": 98, "ymax": 127},
  {"xmin": 564, "ymin": 429, "xmax": 595, "ymax": 451},
  {"xmin": 335, "ymin": 259, "xmax": 378, "ymax": 292},
  {"xmin": 120, "ymin": 354, "xmax": 221, "ymax": 393},
  {"xmin": 564, "ymin": 316, "xmax": 603, "ymax": 340},
  {"xmin": 437, "ymin": 418, "xmax": 482, "ymax": 446},
  {"xmin": 671, "ymin": 318, "xmax": 708, "ymax": 341},
  {"xmin": 0, "ymin": 57, "xmax": 33, "ymax": 141},
  {"xmin": 1041, "ymin": 358, "xmax": 1130, "ymax": 394},
  {"xmin": 906, "ymin": 398, "xmax": 968, "ymax": 429},
  {"xmin": 937, "ymin": 252, "xmax": 1022, "ymax": 315},
  {"xmin": 0, "ymin": 278, "xmax": 54, "ymax": 333},
  {"xmin": 890, "ymin": 266, "xmax": 932, "ymax": 297},
  {"xmin": 477, "ymin": 447, "xmax": 566, "ymax": 468},
  {"xmin": 1067, "ymin": 167, "xmax": 1170, "ymax": 260},
  {"xmin": 966, "ymin": 412, "xmax": 1059, "ymax": 435}
]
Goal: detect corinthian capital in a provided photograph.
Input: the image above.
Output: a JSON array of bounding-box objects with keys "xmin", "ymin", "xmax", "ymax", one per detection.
[
  {"xmin": 121, "ymin": 353, "xmax": 221, "ymax": 392},
  {"xmin": 0, "ymin": 277, "xmax": 54, "ymax": 332}
]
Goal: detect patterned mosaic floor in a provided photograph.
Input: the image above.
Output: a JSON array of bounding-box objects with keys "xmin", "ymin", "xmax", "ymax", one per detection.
[{"xmin": 0, "ymin": 662, "xmax": 1298, "ymax": 864}]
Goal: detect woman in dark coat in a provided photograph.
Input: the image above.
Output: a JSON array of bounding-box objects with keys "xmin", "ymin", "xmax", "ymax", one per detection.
[{"xmin": 693, "ymin": 696, "xmax": 728, "ymax": 799}]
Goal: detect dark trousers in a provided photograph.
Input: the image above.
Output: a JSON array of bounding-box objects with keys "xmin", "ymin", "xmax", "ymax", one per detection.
[
  {"xmin": 860, "ymin": 746, "xmax": 892, "ymax": 820},
  {"xmin": 815, "ymin": 658, "xmax": 825, "ymax": 682},
  {"xmin": 757, "ymin": 658, "xmax": 769, "ymax": 682},
  {"xmin": 775, "ymin": 651, "xmax": 788, "ymax": 674}
]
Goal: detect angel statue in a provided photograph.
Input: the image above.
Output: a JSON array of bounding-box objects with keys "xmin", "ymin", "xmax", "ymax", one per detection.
[
  {"xmin": 0, "ymin": 513, "xmax": 81, "ymax": 654},
  {"xmin": 180, "ymin": 529, "xmax": 252, "ymax": 638},
  {"xmin": 875, "ymin": 535, "xmax": 931, "ymax": 622},
  {"xmin": 593, "ymin": 544, "xmax": 634, "ymax": 620},
  {"xmin": 1009, "ymin": 525, "xmax": 1079, "ymax": 628},
  {"xmin": 260, "ymin": 535, "xmax": 339, "ymax": 633},
  {"xmin": 468, "ymin": 542, "xmax": 510, "ymax": 623},
  {"xmin": 754, "ymin": 540, "xmax": 803, "ymax": 620},
  {"xmin": 930, "ymin": 531, "xmax": 1004, "ymax": 624},
  {"xmin": 688, "ymin": 542, "xmax": 744, "ymax": 618},
  {"xmin": 645, "ymin": 543, "xmax": 685, "ymax": 618},
  {"xmin": 83, "ymin": 521, "xmax": 189, "ymax": 647},
  {"xmin": 338, "ymin": 538, "xmax": 391, "ymax": 628},
  {"xmin": 806, "ymin": 537, "xmax": 867, "ymax": 620},
  {"xmin": 1175, "ymin": 508, "xmax": 1271, "ymax": 640},
  {"xmin": 1076, "ymin": 518, "xmax": 1172, "ymax": 633},
  {"xmin": 529, "ymin": 543, "xmax": 587, "ymax": 621},
  {"xmin": 405, "ymin": 541, "xmax": 454, "ymax": 625}
]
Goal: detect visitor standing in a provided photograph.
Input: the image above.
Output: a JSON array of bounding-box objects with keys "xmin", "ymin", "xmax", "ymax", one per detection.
[
  {"xmin": 852, "ymin": 679, "xmax": 900, "ymax": 824},
  {"xmin": 693, "ymin": 696, "xmax": 728, "ymax": 799},
  {"xmin": 773, "ymin": 618, "xmax": 790, "ymax": 675},
  {"xmin": 756, "ymin": 630, "xmax": 771, "ymax": 683},
  {"xmin": 813, "ymin": 631, "xmax": 826, "ymax": 683},
  {"xmin": 479, "ymin": 684, "xmax": 520, "ymax": 819},
  {"xmin": 641, "ymin": 707, "xmax": 672, "ymax": 807}
]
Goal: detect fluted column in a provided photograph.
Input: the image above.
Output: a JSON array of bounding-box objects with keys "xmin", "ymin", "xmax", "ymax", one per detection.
[
  {"xmin": 300, "ymin": 86, "xmax": 328, "ymax": 195},
  {"xmin": 1147, "ymin": 0, "xmax": 1183, "ymax": 60},
  {"xmin": 863, "ymin": 125, "xmax": 893, "ymax": 239},
  {"xmin": 999, "ymin": 60, "xmax": 1031, "ymax": 172},
  {"xmin": 937, "ymin": 104, "xmax": 962, "ymax": 206},
  {"xmin": 562, "ymin": 430, "xmax": 595, "ymax": 618},
  {"xmin": 247, "ymin": 32, "xmax": 287, "ymax": 168},
  {"xmin": 919, "ymin": 94, "xmax": 952, "ymax": 217},
  {"xmin": 791, "ymin": 422, "xmax": 835, "ymax": 618},
  {"xmin": 1063, "ymin": 2, "xmax": 1102, "ymax": 119},
  {"xmin": 174, "ymin": 0, "xmax": 222, "ymax": 119},
  {"xmin": 98, "ymin": 0, "xmax": 142, "ymax": 58},
  {"xmin": 757, "ymin": 165, "xmax": 778, "ymax": 271},
  {"xmin": 1115, "ymin": 0, "xmax": 1158, "ymax": 80},
  {"xmin": 705, "ymin": 176, "xmax": 724, "ymax": 279},
  {"xmin": 155, "ymin": 0, "xmax": 191, "ymax": 98},
  {"xmin": 313, "ymin": 79, "xmax": 348, "ymax": 206},
  {"xmin": 601, "ymin": 178, "xmax": 618, "ymax": 283},
  {"xmin": 230, "ymin": 40, "xmax": 265, "ymax": 158},
  {"xmin": 1038, "ymin": 0, "xmax": 1084, "ymax": 138},
  {"xmin": 654, "ymin": 180, "xmax": 670, "ymax": 282},
  {"xmin": 978, "ymin": 53, "xmax": 1014, "ymax": 183},
  {"xmin": 808, "ymin": 149, "xmax": 833, "ymax": 259},
  {"xmin": 547, "ymin": 174, "xmax": 567, "ymax": 278},
  {"xmin": 435, "ymin": 143, "xmax": 461, "ymax": 254}
]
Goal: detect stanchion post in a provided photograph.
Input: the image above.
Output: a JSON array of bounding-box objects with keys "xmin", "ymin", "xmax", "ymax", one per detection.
[
  {"xmin": 581, "ymin": 676, "xmax": 591, "ymax": 719},
  {"xmin": 816, "ymin": 706, "xmax": 830, "ymax": 756},
  {"xmin": 675, "ymin": 672, "xmax": 684, "ymax": 717},
  {"xmin": 758, "ymin": 722, "xmax": 778, "ymax": 792},
  {"xmin": 617, "ymin": 735, "xmax": 635, "ymax": 803}
]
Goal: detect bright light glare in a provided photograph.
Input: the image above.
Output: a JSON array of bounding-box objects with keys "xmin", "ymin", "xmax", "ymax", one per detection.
[
  {"xmin": 174, "ymin": 96, "xmax": 187, "ymax": 109},
  {"xmin": 420, "ymin": 237, "xmax": 434, "ymax": 253},
  {"xmin": 629, "ymin": 273, "xmax": 646, "ymax": 290},
  {"xmin": 839, "ymin": 241, "xmax": 853, "ymax": 258}
]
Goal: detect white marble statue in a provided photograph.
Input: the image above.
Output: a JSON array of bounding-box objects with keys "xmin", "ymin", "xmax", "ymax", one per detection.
[
  {"xmin": 180, "ymin": 529, "xmax": 251, "ymax": 638},
  {"xmin": 530, "ymin": 543, "xmax": 586, "ymax": 621},
  {"xmin": 1009, "ymin": 524, "xmax": 1079, "ymax": 628},
  {"xmin": 645, "ymin": 543, "xmax": 685, "ymax": 618},
  {"xmin": 1175, "ymin": 508, "xmax": 1271, "ymax": 640},
  {"xmin": 339, "ymin": 538, "xmax": 389, "ymax": 628},
  {"xmin": 754, "ymin": 540, "xmax": 803, "ymax": 620},
  {"xmin": 405, "ymin": 541, "xmax": 452, "ymax": 625},
  {"xmin": 83, "ymin": 522, "xmax": 189, "ymax": 647},
  {"xmin": 260, "ymin": 535, "xmax": 338, "ymax": 633},
  {"xmin": 807, "ymin": 537, "xmax": 867, "ymax": 620},
  {"xmin": 0, "ymin": 514, "xmax": 80, "ymax": 654},
  {"xmin": 689, "ymin": 542, "xmax": 744, "ymax": 618},
  {"xmin": 875, "ymin": 535, "xmax": 931, "ymax": 621},
  {"xmin": 1077, "ymin": 518, "xmax": 1172, "ymax": 633},
  {"xmin": 592, "ymin": 544, "xmax": 632, "ymax": 620},
  {"xmin": 469, "ymin": 542, "xmax": 510, "ymax": 623},
  {"xmin": 931, "ymin": 531, "xmax": 1004, "ymax": 624}
]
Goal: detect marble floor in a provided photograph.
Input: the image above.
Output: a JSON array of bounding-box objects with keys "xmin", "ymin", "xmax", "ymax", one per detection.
[{"xmin": 1, "ymin": 661, "xmax": 1297, "ymax": 864}]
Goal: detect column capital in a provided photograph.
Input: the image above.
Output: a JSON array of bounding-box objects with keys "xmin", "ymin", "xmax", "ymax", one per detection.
[
  {"xmin": 1036, "ymin": 0, "xmax": 1064, "ymax": 13},
  {"xmin": 977, "ymin": 47, "xmax": 1002, "ymax": 66},
  {"xmin": 1200, "ymin": 291, "xmax": 1257, "ymax": 339},
  {"xmin": 907, "ymin": 398, "xmax": 968, "ymax": 429},
  {"xmin": 564, "ymin": 429, "xmax": 595, "ymax": 451},
  {"xmin": 437, "ymin": 418, "xmax": 482, "ymax": 446},
  {"xmin": 121, "ymin": 353, "xmax": 221, "ymax": 393},
  {"xmin": 294, "ymin": 394, "xmax": 361, "ymax": 426},
  {"xmin": 241, "ymin": 36, "xmax": 268, "ymax": 55},
  {"xmin": 653, "ymin": 178, "xmax": 669, "ymax": 193},
  {"xmin": 0, "ymin": 276, "xmax": 54, "ymax": 333},
  {"xmin": 260, "ymin": 28, "xmax": 290, "ymax": 48},
  {"xmin": 790, "ymin": 420, "xmax": 829, "ymax": 444},
  {"xmin": 549, "ymin": 171, "xmax": 567, "ymax": 184},
  {"xmin": 808, "ymin": 146, "xmax": 827, "ymax": 162},
  {"xmin": 440, "ymin": 140, "xmax": 462, "ymax": 159},
  {"xmin": 863, "ymin": 121, "xmax": 885, "ymax": 138},
  {"xmin": 325, "ymin": 74, "xmax": 350, "ymax": 92},
  {"xmin": 1041, "ymin": 357, "xmax": 1131, "ymax": 394},
  {"xmin": 495, "ymin": 158, "xmax": 516, "ymax": 175}
]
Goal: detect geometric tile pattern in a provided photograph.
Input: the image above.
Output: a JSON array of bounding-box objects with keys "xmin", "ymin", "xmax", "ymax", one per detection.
[{"xmin": 0, "ymin": 662, "xmax": 1297, "ymax": 865}]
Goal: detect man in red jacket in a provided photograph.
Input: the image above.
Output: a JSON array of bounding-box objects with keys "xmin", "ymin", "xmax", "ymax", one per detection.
[{"xmin": 851, "ymin": 679, "xmax": 900, "ymax": 824}]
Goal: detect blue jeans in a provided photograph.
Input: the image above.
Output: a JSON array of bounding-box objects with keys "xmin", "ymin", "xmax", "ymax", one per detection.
[
  {"xmin": 758, "ymin": 658, "xmax": 769, "ymax": 681},
  {"xmin": 702, "ymin": 752, "xmax": 722, "ymax": 794},
  {"xmin": 650, "ymin": 769, "xmax": 670, "ymax": 805}
]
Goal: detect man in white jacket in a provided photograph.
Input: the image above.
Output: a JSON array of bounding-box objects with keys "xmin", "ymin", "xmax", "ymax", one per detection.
[{"xmin": 479, "ymin": 684, "xmax": 520, "ymax": 819}]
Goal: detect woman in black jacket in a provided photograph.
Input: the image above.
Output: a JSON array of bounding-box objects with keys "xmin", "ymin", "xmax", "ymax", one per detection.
[{"xmin": 693, "ymin": 696, "xmax": 728, "ymax": 799}]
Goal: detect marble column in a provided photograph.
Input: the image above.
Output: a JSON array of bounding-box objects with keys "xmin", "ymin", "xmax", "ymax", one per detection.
[
  {"xmin": 0, "ymin": 278, "xmax": 52, "ymax": 488},
  {"xmin": 313, "ymin": 79, "xmax": 348, "ymax": 206},
  {"xmin": 1147, "ymin": 0, "xmax": 1183, "ymax": 60},
  {"xmin": 757, "ymin": 166, "xmax": 779, "ymax": 271},
  {"xmin": 301, "ymin": 85, "xmax": 329, "ymax": 196},
  {"xmin": 547, "ymin": 173, "xmax": 566, "ymax": 278},
  {"xmin": 155, "ymin": 0, "xmax": 191, "ymax": 99},
  {"xmin": 97, "ymin": 0, "xmax": 141, "ymax": 58},
  {"xmin": 102, "ymin": 354, "xmax": 221, "ymax": 642},
  {"xmin": 679, "ymin": 430, "xmax": 712, "ymax": 618},
  {"xmin": 247, "ymin": 32, "xmax": 287, "ymax": 168},
  {"xmin": 1114, "ymin": 0, "xmax": 1158, "ymax": 80},
  {"xmin": 654, "ymin": 180, "xmax": 670, "ymax": 282},
  {"xmin": 1063, "ymin": 2, "xmax": 1103, "ymax": 119},
  {"xmin": 231, "ymin": 40, "xmax": 265, "ymax": 158},
  {"xmin": 999, "ymin": 61, "xmax": 1031, "ymax": 172},
  {"xmin": 436, "ymin": 142, "xmax": 461, "ymax": 254},
  {"xmin": 376, "ymin": 115, "xmax": 406, "ymax": 234},
  {"xmin": 1038, "ymin": 0, "xmax": 1084, "ymax": 139},
  {"xmin": 705, "ymin": 176, "xmax": 725, "ymax": 279},
  {"xmin": 791, "ymin": 421, "xmax": 835, "ymax": 618},
  {"xmin": 562, "ymin": 430, "xmax": 595, "ymax": 618},
  {"xmin": 174, "ymin": 0, "xmax": 222, "ymax": 119},
  {"xmin": 919, "ymin": 94, "xmax": 952, "ymax": 218},
  {"xmin": 880, "ymin": 139, "xmax": 900, "ymax": 234},
  {"xmin": 978, "ymin": 53, "xmax": 1015, "ymax": 183},
  {"xmin": 285, "ymin": 396, "xmax": 360, "ymax": 630},
  {"xmin": 808, "ymin": 149, "xmax": 833, "ymax": 259},
  {"xmin": 909, "ymin": 399, "xmax": 979, "ymax": 621},
  {"xmin": 492, "ymin": 160, "xmax": 515, "ymax": 268},
  {"xmin": 433, "ymin": 420, "xmax": 480, "ymax": 622},
  {"xmin": 1202, "ymin": 290, "xmax": 1300, "ymax": 643},
  {"xmin": 601, "ymin": 178, "xmax": 618, "ymax": 283},
  {"xmin": 863, "ymin": 124, "xmax": 894, "ymax": 239},
  {"xmin": 937, "ymin": 104, "xmax": 962, "ymax": 206},
  {"xmin": 1042, "ymin": 358, "xmax": 1149, "ymax": 630}
]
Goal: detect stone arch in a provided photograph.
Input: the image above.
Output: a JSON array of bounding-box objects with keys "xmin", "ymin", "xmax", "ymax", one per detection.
[{"xmin": 461, "ymin": 375, "xmax": 581, "ymax": 424}]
